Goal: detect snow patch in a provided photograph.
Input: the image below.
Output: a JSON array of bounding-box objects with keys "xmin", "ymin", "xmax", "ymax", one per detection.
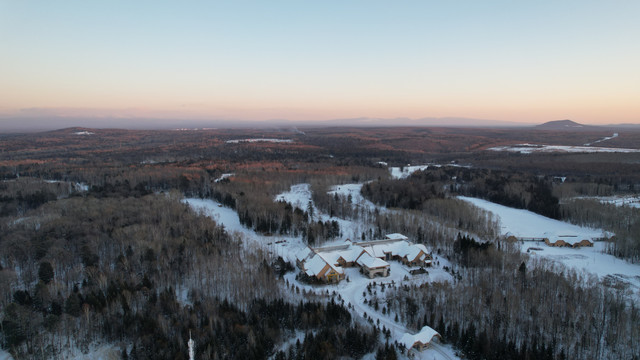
[
  {"xmin": 214, "ymin": 173, "xmax": 234, "ymax": 183},
  {"xmin": 389, "ymin": 165, "xmax": 430, "ymax": 179},
  {"xmin": 488, "ymin": 143, "xmax": 640, "ymax": 153},
  {"xmin": 226, "ymin": 138, "xmax": 293, "ymax": 144},
  {"xmin": 585, "ymin": 133, "xmax": 618, "ymax": 146}
]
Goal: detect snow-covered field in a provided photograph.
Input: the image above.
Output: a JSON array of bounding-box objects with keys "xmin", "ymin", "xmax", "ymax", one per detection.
[
  {"xmin": 458, "ymin": 197, "xmax": 607, "ymax": 240},
  {"xmin": 225, "ymin": 138, "xmax": 293, "ymax": 144},
  {"xmin": 459, "ymin": 196, "xmax": 640, "ymax": 298},
  {"xmin": 488, "ymin": 144, "xmax": 640, "ymax": 154},
  {"xmin": 186, "ymin": 183, "xmax": 460, "ymax": 360}
]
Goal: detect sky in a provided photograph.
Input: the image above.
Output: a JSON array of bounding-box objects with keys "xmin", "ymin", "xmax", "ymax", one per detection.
[{"xmin": 1, "ymin": 1, "xmax": 639, "ymax": 127}]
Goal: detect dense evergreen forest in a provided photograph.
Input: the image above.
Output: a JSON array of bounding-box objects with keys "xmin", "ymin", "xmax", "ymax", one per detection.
[{"xmin": 1, "ymin": 126, "xmax": 639, "ymax": 359}]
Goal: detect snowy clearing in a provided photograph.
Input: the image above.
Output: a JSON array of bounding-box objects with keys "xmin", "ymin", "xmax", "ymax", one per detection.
[
  {"xmin": 584, "ymin": 133, "xmax": 618, "ymax": 146},
  {"xmin": 328, "ymin": 183, "xmax": 382, "ymax": 213},
  {"xmin": 488, "ymin": 143, "xmax": 640, "ymax": 153},
  {"xmin": 225, "ymin": 138, "xmax": 293, "ymax": 144},
  {"xmin": 459, "ymin": 196, "xmax": 640, "ymax": 298},
  {"xmin": 458, "ymin": 196, "xmax": 608, "ymax": 241},
  {"xmin": 389, "ymin": 165, "xmax": 430, "ymax": 179},
  {"xmin": 275, "ymin": 183, "xmax": 376, "ymax": 240},
  {"xmin": 214, "ymin": 173, "xmax": 234, "ymax": 183},
  {"xmin": 73, "ymin": 131, "xmax": 95, "ymax": 135}
]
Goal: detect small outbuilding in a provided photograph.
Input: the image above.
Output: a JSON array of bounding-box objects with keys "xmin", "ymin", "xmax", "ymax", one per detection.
[{"xmin": 400, "ymin": 326, "xmax": 442, "ymax": 351}]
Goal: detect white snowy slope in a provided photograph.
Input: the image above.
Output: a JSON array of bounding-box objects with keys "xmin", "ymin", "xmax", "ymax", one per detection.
[
  {"xmin": 458, "ymin": 196, "xmax": 607, "ymax": 240},
  {"xmin": 389, "ymin": 165, "xmax": 430, "ymax": 179},
  {"xmin": 274, "ymin": 183, "xmax": 376, "ymax": 241},
  {"xmin": 459, "ymin": 196, "xmax": 640, "ymax": 298},
  {"xmin": 328, "ymin": 183, "xmax": 382, "ymax": 213}
]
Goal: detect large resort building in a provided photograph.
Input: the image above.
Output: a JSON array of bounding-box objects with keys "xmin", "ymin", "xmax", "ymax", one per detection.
[{"xmin": 296, "ymin": 233, "xmax": 432, "ymax": 283}]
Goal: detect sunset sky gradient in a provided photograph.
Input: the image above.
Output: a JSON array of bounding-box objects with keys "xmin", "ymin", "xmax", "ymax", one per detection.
[{"xmin": 1, "ymin": 1, "xmax": 639, "ymax": 125}]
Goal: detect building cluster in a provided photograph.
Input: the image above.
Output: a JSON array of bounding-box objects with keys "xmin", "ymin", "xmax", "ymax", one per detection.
[
  {"xmin": 506, "ymin": 234, "xmax": 595, "ymax": 248},
  {"xmin": 296, "ymin": 233, "xmax": 432, "ymax": 283}
]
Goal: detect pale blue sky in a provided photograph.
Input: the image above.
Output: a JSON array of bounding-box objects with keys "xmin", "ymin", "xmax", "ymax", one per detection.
[{"xmin": 1, "ymin": 1, "xmax": 638, "ymax": 124}]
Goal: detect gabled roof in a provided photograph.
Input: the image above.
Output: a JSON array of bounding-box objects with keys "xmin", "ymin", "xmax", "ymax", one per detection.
[
  {"xmin": 400, "ymin": 326, "xmax": 440, "ymax": 349},
  {"xmin": 338, "ymin": 247, "xmax": 365, "ymax": 263},
  {"xmin": 547, "ymin": 235, "xmax": 592, "ymax": 245},
  {"xmin": 304, "ymin": 253, "xmax": 344, "ymax": 277},
  {"xmin": 356, "ymin": 253, "xmax": 389, "ymax": 269}
]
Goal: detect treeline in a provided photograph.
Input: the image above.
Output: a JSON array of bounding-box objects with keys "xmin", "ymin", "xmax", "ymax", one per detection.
[
  {"xmin": 361, "ymin": 166, "xmax": 560, "ymax": 219},
  {"xmin": 0, "ymin": 178, "xmax": 84, "ymax": 217},
  {"xmin": 375, "ymin": 244, "xmax": 640, "ymax": 360}
]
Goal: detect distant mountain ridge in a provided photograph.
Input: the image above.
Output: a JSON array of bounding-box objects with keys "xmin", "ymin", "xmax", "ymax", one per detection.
[{"xmin": 535, "ymin": 120, "xmax": 603, "ymax": 131}]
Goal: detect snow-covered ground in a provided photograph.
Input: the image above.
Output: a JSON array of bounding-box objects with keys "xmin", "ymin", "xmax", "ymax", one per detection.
[
  {"xmin": 328, "ymin": 183, "xmax": 382, "ymax": 213},
  {"xmin": 459, "ymin": 196, "xmax": 640, "ymax": 298},
  {"xmin": 0, "ymin": 349, "xmax": 14, "ymax": 360},
  {"xmin": 458, "ymin": 197, "xmax": 608, "ymax": 240},
  {"xmin": 57, "ymin": 343, "xmax": 119, "ymax": 360},
  {"xmin": 389, "ymin": 165, "xmax": 430, "ymax": 179},
  {"xmin": 275, "ymin": 183, "xmax": 376, "ymax": 241},
  {"xmin": 186, "ymin": 183, "xmax": 459, "ymax": 359},
  {"xmin": 225, "ymin": 138, "xmax": 293, "ymax": 144},
  {"xmin": 488, "ymin": 143, "xmax": 640, "ymax": 153},
  {"xmin": 584, "ymin": 133, "xmax": 618, "ymax": 146},
  {"xmin": 214, "ymin": 173, "xmax": 234, "ymax": 183}
]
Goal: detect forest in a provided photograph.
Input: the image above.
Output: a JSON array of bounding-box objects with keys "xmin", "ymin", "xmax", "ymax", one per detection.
[{"xmin": 1, "ymin": 126, "xmax": 639, "ymax": 359}]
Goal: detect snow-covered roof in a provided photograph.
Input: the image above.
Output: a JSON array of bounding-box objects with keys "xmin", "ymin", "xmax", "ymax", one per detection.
[
  {"xmin": 404, "ymin": 244, "xmax": 426, "ymax": 261},
  {"xmin": 296, "ymin": 247, "xmax": 314, "ymax": 262},
  {"xmin": 400, "ymin": 326, "xmax": 440, "ymax": 349},
  {"xmin": 386, "ymin": 233, "xmax": 409, "ymax": 241},
  {"xmin": 360, "ymin": 240, "xmax": 427, "ymax": 261},
  {"xmin": 356, "ymin": 253, "xmax": 389, "ymax": 269},
  {"xmin": 547, "ymin": 235, "xmax": 592, "ymax": 245},
  {"xmin": 338, "ymin": 247, "xmax": 365, "ymax": 262},
  {"xmin": 305, "ymin": 254, "xmax": 344, "ymax": 277}
]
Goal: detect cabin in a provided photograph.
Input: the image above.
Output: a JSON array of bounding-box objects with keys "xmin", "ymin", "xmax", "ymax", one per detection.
[
  {"xmin": 400, "ymin": 326, "xmax": 442, "ymax": 352},
  {"xmin": 545, "ymin": 235, "xmax": 593, "ymax": 248}
]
